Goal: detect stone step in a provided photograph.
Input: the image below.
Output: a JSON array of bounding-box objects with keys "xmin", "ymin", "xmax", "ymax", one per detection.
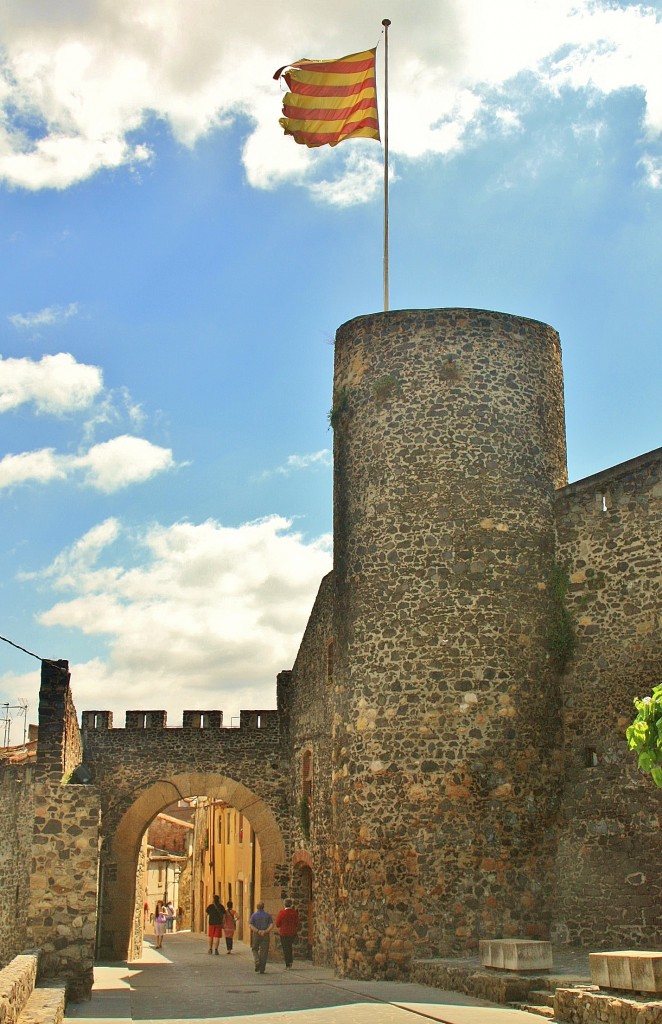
[
  {"xmin": 511, "ymin": 1003, "xmax": 556, "ymax": 1020},
  {"xmin": 16, "ymin": 985, "xmax": 66, "ymax": 1024},
  {"xmin": 527, "ymin": 989, "xmax": 555, "ymax": 1007}
]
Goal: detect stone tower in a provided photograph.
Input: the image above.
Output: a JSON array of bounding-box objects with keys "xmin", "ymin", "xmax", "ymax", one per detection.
[{"xmin": 330, "ymin": 309, "xmax": 568, "ymax": 977}]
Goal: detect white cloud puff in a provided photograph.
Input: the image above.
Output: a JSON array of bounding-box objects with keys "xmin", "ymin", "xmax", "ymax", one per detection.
[
  {"xmin": 76, "ymin": 435, "xmax": 176, "ymax": 492},
  {"xmin": 0, "ymin": 436, "xmax": 175, "ymax": 492},
  {"xmin": 8, "ymin": 302, "xmax": 79, "ymax": 330},
  {"xmin": 0, "ymin": 352, "xmax": 103, "ymax": 414},
  {"xmin": 258, "ymin": 448, "xmax": 332, "ymax": 480},
  {"xmin": 4, "ymin": 515, "xmax": 333, "ymax": 725},
  {"xmin": 0, "ymin": 0, "xmax": 660, "ymax": 201}
]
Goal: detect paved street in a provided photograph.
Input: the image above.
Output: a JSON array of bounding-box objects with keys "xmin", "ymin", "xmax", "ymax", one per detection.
[{"xmin": 66, "ymin": 932, "xmax": 550, "ymax": 1024}]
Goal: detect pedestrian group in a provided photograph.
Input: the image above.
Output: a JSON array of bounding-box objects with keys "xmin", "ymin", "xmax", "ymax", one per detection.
[{"xmin": 198, "ymin": 896, "xmax": 299, "ymax": 973}]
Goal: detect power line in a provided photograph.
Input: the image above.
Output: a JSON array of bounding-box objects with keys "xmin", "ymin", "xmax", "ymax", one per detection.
[{"xmin": 0, "ymin": 633, "xmax": 68, "ymax": 670}]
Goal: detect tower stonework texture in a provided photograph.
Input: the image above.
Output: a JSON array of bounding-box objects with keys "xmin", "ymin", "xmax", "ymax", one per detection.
[{"xmin": 330, "ymin": 309, "xmax": 568, "ymax": 975}]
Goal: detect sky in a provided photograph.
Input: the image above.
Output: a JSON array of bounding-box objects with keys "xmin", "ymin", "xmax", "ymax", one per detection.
[{"xmin": 0, "ymin": 0, "xmax": 661, "ymax": 740}]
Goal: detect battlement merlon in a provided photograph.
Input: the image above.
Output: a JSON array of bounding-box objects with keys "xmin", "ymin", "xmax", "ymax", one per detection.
[{"xmin": 81, "ymin": 709, "xmax": 280, "ymax": 732}]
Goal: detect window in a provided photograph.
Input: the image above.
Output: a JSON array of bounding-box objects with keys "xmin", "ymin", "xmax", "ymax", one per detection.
[
  {"xmin": 238, "ymin": 813, "xmax": 244, "ymax": 844},
  {"xmin": 302, "ymin": 748, "xmax": 313, "ymax": 800},
  {"xmin": 585, "ymin": 747, "xmax": 599, "ymax": 767},
  {"xmin": 326, "ymin": 639, "xmax": 334, "ymax": 682}
]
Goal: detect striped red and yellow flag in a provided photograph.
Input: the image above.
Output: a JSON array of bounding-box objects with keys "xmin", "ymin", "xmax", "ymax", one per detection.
[{"xmin": 273, "ymin": 48, "xmax": 380, "ymax": 148}]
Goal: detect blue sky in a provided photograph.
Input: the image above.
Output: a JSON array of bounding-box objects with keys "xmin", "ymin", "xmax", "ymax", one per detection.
[{"xmin": 1, "ymin": 0, "xmax": 660, "ymax": 737}]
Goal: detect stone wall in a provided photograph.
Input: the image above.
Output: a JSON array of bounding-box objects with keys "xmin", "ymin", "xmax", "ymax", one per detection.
[
  {"xmin": 28, "ymin": 781, "xmax": 100, "ymax": 999},
  {"xmin": 36, "ymin": 661, "xmax": 82, "ymax": 780},
  {"xmin": 0, "ymin": 661, "xmax": 102, "ymax": 999},
  {"xmin": 552, "ymin": 448, "xmax": 662, "ymax": 947},
  {"xmin": 281, "ymin": 572, "xmax": 335, "ymax": 966},
  {"xmin": 0, "ymin": 766, "xmax": 33, "ymax": 966},
  {"xmin": 147, "ymin": 815, "xmax": 192, "ymax": 855}
]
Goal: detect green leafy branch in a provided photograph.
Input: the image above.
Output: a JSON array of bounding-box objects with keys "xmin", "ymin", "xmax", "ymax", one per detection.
[{"xmin": 626, "ymin": 684, "xmax": 662, "ymax": 788}]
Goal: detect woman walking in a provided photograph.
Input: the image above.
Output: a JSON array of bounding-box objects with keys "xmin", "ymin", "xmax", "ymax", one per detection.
[
  {"xmin": 222, "ymin": 900, "xmax": 239, "ymax": 953},
  {"xmin": 154, "ymin": 900, "xmax": 167, "ymax": 950}
]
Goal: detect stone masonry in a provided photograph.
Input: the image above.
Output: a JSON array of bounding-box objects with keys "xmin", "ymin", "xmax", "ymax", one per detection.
[
  {"xmin": 1, "ymin": 306, "xmax": 660, "ymax": 996},
  {"xmin": 285, "ymin": 308, "xmax": 661, "ymax": 977}
]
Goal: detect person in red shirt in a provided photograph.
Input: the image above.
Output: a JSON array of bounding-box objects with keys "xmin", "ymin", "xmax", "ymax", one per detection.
[{"xmin": 275, "ymin": 898, "xmax": 300, "ymax": 969}]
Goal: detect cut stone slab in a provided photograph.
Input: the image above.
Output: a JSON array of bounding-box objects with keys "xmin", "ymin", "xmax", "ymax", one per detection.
[
  {"xmin": 589, "ymin": 950, "xmax": 662, "ymax": 993},
  {"xmin": 479, "ymin": 939, "xmax": 553, "ymax": 971}
]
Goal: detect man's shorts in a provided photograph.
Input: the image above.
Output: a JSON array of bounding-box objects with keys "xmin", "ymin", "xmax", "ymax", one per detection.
[{"xmin": 208, "ymin": 924, "xmax": 223, "ymax": 938}]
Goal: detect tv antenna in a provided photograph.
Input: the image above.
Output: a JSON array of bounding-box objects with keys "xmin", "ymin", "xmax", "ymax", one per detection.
[{"xmin": 1, "ymin": 699, "xmax": 29, "ymax": 747}]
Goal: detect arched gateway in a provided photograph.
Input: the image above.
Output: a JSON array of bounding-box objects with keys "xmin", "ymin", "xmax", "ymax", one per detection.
[
  {"xmin": 81, "ymin": 710, "xmax": 291, "ymax": 961},
  {"xmin": 102, "ymin": 772, "xmax": 286, "ymax": 960},
  {"xmin": 17, "ymin": 661, "xmax": 296, "ymax": 999}
]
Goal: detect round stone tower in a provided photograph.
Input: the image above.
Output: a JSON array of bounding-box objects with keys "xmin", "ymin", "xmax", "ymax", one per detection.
[{"xmin": 330, "ymin": 308, "xmax": 568, "ymax": 978}]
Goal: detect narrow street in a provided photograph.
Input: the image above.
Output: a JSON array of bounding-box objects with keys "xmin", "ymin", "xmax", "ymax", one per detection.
[{"xmin": 66, "ymin": 932, "xmax": 549, "ymax": 1024}]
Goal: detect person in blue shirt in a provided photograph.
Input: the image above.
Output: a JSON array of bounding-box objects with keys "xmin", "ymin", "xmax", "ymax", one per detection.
[{"xmin": 249, "ymin": 902, "xmax": 274, "ymax": 974}]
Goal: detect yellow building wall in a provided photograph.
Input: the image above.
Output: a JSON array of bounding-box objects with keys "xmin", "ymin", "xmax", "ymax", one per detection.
[{"xmin": 200, "ymin": 802, "xmax": 261, "ymax": 943}]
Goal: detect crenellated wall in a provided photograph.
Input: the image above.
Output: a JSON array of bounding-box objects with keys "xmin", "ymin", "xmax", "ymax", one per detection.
[{"xmin": 80, "ymin": 707, "xmax": 291, "ymax": 962}]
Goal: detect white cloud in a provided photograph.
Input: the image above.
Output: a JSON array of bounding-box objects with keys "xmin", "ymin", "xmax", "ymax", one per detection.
[
  {"xmin": 77, "ymin": 435, "xmax": 176, "ymax": 492},
  {"xmin": 0, "ymin": 0, "xmax": 660, "ymax": 200},
  {"xmin": 258, "ymin": 448, "xmax": 332, "ymax": 480},
  {"xmin": 0, "ymin": 448, "xmax": 67, "ymax": 488},
  {"xmin": 0, "ymin": 352, "xmax": 103, "ymax": 414},
  {"xmin": 8, "ymin": 302, "xmax": 79, "ymax": 329},
  {"xmin": 308, "ymin": 150, "xmax": 385, "ymax": 207},
  {"xmin": 0, "ymin": 435, "xmax": 176, "ymax": 492},
  {"xmin": 3, "ymin": 515, "xmax": 333, "ymax": 725},
  {"xmin": 639, "ymin": 153, "xmax": 662, "ymax": 188}
]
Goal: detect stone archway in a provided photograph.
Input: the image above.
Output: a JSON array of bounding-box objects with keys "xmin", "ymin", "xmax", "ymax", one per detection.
[{"xmin": 99, "ymin": 772, "xmax": 286, "ymax": 961}]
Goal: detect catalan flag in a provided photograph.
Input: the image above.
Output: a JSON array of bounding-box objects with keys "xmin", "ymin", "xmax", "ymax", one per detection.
[{"xmin": 273, "ymin": 49, "xmax": 380, "ymax": 148}]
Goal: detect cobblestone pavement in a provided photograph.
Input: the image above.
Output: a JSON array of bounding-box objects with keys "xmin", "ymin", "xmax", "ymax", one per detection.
[{"xmin": 66, "ymin": 932, "xmax": 560, "ymax": 1024}]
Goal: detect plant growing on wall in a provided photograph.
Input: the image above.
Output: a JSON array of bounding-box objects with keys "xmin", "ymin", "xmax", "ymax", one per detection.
[
  {"xmin": 438, "ymin": 356, "xmax": 461, "ymax": 381},
  {"xmin": 328, "ymin": 387, "xmax": 349, "ymax": 429},
  {"xmin": 372, "ymin": 374, "xmax": 400, "ymax": 402},
  {"xmin": 626, "ymin": 684, "xmax": 662, "ymax": 788},
  {"xmin": 547, "ymin": 563, "xmax": 575, "ymax": 669},
  {"xmin": 298, "ymin": 794, "xmax": 311, "ymax": 840}
]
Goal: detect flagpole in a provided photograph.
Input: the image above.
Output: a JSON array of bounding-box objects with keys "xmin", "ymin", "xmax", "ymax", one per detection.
[{"xmin": 382, "ymin": 18, "xmax": 390, "ymax": 313}]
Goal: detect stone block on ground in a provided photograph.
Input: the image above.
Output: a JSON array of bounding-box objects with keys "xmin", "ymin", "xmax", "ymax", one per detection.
[
  {"xmin": 479, "ymin": 939, "xmax": 553, "ymax": 971},
  {"xmin": 589, "ymin": 951, "xmax": 662, "ymax": 993}
]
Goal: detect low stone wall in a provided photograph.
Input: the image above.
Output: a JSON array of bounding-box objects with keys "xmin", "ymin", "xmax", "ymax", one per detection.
[
  {"xmin": 555, "ymin": 985, "xmax": 662, "ymax": 1024},
  {"xmin": 411, "ymin": 957, "xmax": 564, "ymax": 1005},
  {"xmin": 0, "ymin": 953, "xmax": 38, "ymax": 1024}
]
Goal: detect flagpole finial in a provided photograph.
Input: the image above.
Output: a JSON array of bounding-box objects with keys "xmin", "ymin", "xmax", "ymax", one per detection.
[{"xmin": 382, "ymin": 18, "xmax": 391, "ymax": 26}]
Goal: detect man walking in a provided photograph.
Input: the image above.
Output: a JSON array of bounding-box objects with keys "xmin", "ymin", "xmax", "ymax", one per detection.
[
  {"xmin": 249, "ymin": 901, "xmax": 274, "ymax": 974},
  {"xmin": 275, "ymin": 898, "xmax": 299, "ymax": 969},
  {"xmin": 206, "ymin": 894, "xmax": 226, "ymax": 955}
]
